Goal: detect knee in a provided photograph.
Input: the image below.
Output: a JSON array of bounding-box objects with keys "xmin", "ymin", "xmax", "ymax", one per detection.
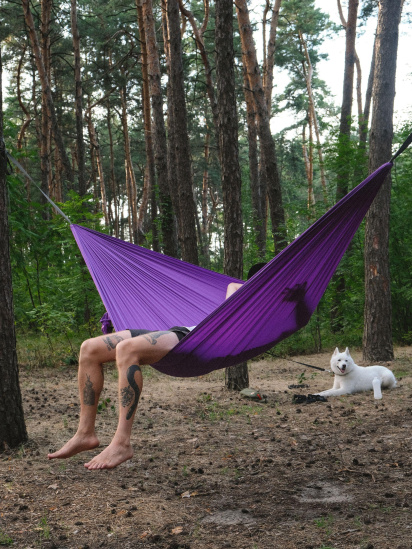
[
  {"xmin": 116, "ymin": 339, "xmax": 139, "ymax": 367},
  {"xmin": 80, "ymin": 338, "xmax": 100, "ymax": 362}
]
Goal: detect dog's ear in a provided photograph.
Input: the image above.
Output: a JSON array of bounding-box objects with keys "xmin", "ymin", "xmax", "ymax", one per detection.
[
  {"xmin": 345, "ymin": 347, "xmax": 350, "ymax": 356},
  {"xmin": 333, "ymin": 347, "xmax": 339, "ymax": 356}
]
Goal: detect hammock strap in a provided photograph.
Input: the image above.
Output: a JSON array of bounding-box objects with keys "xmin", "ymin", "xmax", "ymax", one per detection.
[
  {"xmin": 266, "ymin": 350, "xmax": 327, "ymax": 371},
  {"xmin": 4, "ymin": 147, "xmax": 71, "ymax": 224},
  {"xmin": 390, "ymin": 130, "xmax": 412, "ymax": 162}
]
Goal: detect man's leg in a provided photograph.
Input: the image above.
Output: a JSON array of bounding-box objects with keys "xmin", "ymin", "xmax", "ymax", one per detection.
[
  {"xmin": 84, "ymin": 330, "xmax": 179, "ymax": 470},
  {"xmin": 48, "ymin": 330, "xmax": 133, "ymax": 460}
]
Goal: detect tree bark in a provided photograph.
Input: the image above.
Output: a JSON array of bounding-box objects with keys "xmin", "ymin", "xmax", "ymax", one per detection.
[
  {"xmin": 136, "ymin": 1, "xmax": 156, "ymax": 246},
  {"xmin": 178, "ymin": 0, "xmax": 219, "ymax": 135},
  {"xmin": 363, "ymin": 0, "xmax": 403, "ymax": 362},
  {"xmin": 331, "ymin": 0, "xmax": 359, "ymax": 332},
  {"xmin": 120, "ymin": 83, "xmax": 139, "ymax": 243},
  {"xmin": 201, "ymin": 127, "xmax": 211, "ymax": 264},
  {"xmin": 166, "ymin": 0, "xmax": 198, "ymax": 264},
  {"xmin": 216, "ymin": 0, "xmax": 248, "ymax": 391},
  {"xmin": 336, "ymin": 0, "xmax": 359, "ymax": 200},
  {"xmin": 106, "ymin": 101, "xmax": 119, "ymax": 236},
  {"xmin": 71, "ymin": 0, "xmax": 86, "ymax": 196},
  {"xmin": 40, "ymin": 0, "xmax": 52, "ymax": 203},
  {"xmin": 162, "ymin": 2, "xmax": 182, "ymax": 251},
  {"xmin": 86, "ymin": 109, "xmax": 109, "ymax": 225},
  {"xmin": 242, "ymin": 58, "xmax": 266, "ymax": 257},
  {"xmin": 22, "ymin": 0, "xmax": 73, "ymax": 184},
  {"xmin": 140, "ymin": 0, "xmax": 178, "ymax": 257},
  {"xmin": 17, "ymin": 45, "xmax": 32, "ymax": 151},
  {"xmin": 0, "ymin": 45, "xmax": 28, "ymax": 451},
  {"xmin": 262, "ymin": 0, "xmax": 282, "ymax": 110},
  {"xmin": 236, "ymin": 0, "xmax": 286, "ymax": 253},
  {"xmin": 360, "ymin": 35, "xmax": 376, "ymax": 147},
  {"xmin": 299, "ymin": 31, "xmax": 327, "ymax": 204}
]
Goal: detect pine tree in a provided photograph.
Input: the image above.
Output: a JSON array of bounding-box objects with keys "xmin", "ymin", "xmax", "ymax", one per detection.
[{"xmin": 0, "ymin": 44, "xmax": 28, "ymax": 451}]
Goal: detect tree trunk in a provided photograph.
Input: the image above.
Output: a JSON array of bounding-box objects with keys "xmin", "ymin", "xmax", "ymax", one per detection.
[
  {"xmin": 360, "ymin": 35, "xmax": 376, "ymax": 147},
  {"xmin": 70, "ymin": 0, "xmax": 86, "ymax": 196},
  {"xmin": 216, "ymin": 0, "xmax": 248, "ymax": 391},
  {"xmin": 201, "ymin": 127, "xmax": 211, "ymax": 264},
  {"xmin": 363, "ymin": 0, "xmax": 403, "ymax": 362},
  {"xmin": 178, "ymin": 0, "xmax": 219, "ymax": 136},
  {"xmin": 354, "ymin": 52, "xmax": 363, "ymax": 140},
  {"xmin": 162, "ymin": 3, "xmax": 182, "ymax": 252},
  {"xmin": 0, "ymin": 45, "xmax": 28, "ymax": 451},
  {"xmin": 86, "ymin": 109, "xmax": 109, "ymax": 225},
  {"xmin": 136, "ymin": 1, "xmax": 156, "ymax": 246},
  {"xmin": 106, "ymin": 101, "xmax": 119, "ymax": 237},
  {"xmin": 166, "ymin": 0, "xmax": 198, "ymax": 264},
  {"xmin": 17, "ymin": 45, "xmax": 32, "ymax": 151},
  {"xmin": 140, "ymin": 0, "xmax": 177, "ymax": 257},
  {"xmin": 137, "ymin": 165, "xmax": 151, "ymax": 245},
  {"xmin": 336, "ymin": 0, "xmax": 359, "ymax": 200},
  {"xmin": 120, "ymin": 84, "xmax": 139, "ymax": 243},
  {"xmin": 331, "ymin": 0, "xmax": 359, "ymax": 332},
  {"xmin": 263, "ymin": 0, "xmax": 282, "ymax": 110},
  {"xmin": 299, "ymin": 31, "xmax": 327, "ymax": 204},
  {"xmin": 22, "ymin": 0, "xmax": 73, "ymax": 184},
  {"xmin": 243, "ymin": 58, "xmax": 266, "ymax": 258},
  {"xmin": 40, "ymin": 0, "xmax": 52, "ymax": 204},
  {"xmin": 302, "ymin": 123, "xmax": 315, "ymax": 211},
  {"xmin": 236, "ymin": 0, "xmax": 286, "ymax": 253}
]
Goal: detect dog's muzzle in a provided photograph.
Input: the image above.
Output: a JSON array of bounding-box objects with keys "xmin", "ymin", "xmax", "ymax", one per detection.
[{"xmin": 336, "ymin": 364, "xmax": 347, "ymax": 375}]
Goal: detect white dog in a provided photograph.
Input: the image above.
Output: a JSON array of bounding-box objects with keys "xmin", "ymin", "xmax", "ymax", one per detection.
[{"xmin": 316, "ymin": 347, "xmax": 396, "ymax": 398}]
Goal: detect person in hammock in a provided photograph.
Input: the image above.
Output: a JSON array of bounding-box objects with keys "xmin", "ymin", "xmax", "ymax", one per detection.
[{"xmin": 48, "ymin": 263, "xmax": 266, "ymax": 470}]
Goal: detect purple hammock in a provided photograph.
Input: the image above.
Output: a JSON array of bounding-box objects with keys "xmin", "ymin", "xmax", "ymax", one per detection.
[{"xmin": 71, "ymin": 162, "xmax": 393, "ymax": 378}]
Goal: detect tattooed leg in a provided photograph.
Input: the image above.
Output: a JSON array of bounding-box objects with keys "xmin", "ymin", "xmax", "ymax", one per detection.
[
  {"xmin": 48, "ymin": 330, "xmax": 132, "ymax": 460},
  {"xmin": 124, "ymin": 365, "xmax": 141, "ymax": 419},
  {"xmin": 142, "ymin": 331, "xmax": 170, "ymax": 345},
  {"xmin": 102, "ymin": 333, "xmax": 125, "ymax": 351},
  {"xmin": 84, "ymin": 331, "xmax": 179, "ymax": 470},
  {"xmin": 83, "ymin": 374, "xmax": 96, "ymax": 405}
]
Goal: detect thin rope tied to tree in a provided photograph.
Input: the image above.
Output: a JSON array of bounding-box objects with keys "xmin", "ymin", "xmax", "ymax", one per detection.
[{"xmin": 5, "ymin": 150, "xmax": 71, "ymax": 224}]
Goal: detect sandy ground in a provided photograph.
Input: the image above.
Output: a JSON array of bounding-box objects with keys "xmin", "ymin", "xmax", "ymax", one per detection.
[{"xmin": 1, "ymin": 346, "xmax": 412, "ymax": 549}]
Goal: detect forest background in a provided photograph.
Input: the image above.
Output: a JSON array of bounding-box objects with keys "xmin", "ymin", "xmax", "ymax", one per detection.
[{"xmin": 1, "ymin": 0, "xmax": 412, "ymax": 374}]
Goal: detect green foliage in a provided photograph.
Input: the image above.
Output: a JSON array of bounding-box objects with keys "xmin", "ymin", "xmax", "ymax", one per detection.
[
  {"xmin": 274, "ymin": 0, "xmax": 337, "ymax": 122},
  {"xmin": 6, "ymin": 133, "xmax": 106, "ymax": 340},
  {"xmin": 37, "ymin": 515, "xmax": 51, "ymax": 540},
  {"xmin": 16, "ymin": 332, "xmax": 83, "ymax": 369},
  {"xmin": 389, "ymin": 126, "xmax": 412, "ymax": 342},
  {"xmin": 0, "ymin": 530, "xmax": 13, "ymax": 546},
  {"xmin": 97, "ymin": 397, "xmax": 115, "ymax": 414},
  {"xmin": 2, "ymin": 0, "xmax": 411, "ymax": 360}
]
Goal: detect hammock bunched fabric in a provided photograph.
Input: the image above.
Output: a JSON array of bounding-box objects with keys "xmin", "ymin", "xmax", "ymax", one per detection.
[{"xmin": 71, "ymin": 161, "xmax": 394, "ymax": 378}]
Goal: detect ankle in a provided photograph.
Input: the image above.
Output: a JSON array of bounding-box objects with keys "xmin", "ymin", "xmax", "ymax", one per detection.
[
  {"xmin": 76, "ymin": 427, "xmax": 97, "ymax": 438},
  {"xmin": 111, "ymin": 433, "xmax": 132, "ymax": 447}
]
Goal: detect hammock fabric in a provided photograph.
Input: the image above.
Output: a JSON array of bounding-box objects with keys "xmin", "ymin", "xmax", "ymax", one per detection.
[{"xmin": 71, "ymin": 162, "xmax": 393, "ymax": 378}]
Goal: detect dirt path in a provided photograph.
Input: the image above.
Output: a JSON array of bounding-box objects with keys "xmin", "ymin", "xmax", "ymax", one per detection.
[{"xmin": 1, "ymin": 347, "xmax": 412, "ymax": 548}]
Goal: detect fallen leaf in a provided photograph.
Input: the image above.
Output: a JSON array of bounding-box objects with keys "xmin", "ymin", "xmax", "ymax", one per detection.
[
  {"xmin": 181, "ymin": 490, "xmax": 198, "ymax": 498},
  {"xmin": 48, "ymin": 484, "xmax": 58, "ymax": 490},
  {"xmin": 171, "ymin": 526, "xmax": 183, "ymax": 535}
]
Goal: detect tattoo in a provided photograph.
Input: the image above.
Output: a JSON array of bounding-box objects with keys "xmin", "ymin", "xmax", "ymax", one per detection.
[
  {"xmin": 125, "ymin": 365, "xmax": 141, "ymax": 420},
  {"xmin": 102, "ymin": 334, "xmax": 124, "ymax": 351},
  {"xmin": 83, "ymin": 375, "xmax": 95, "ymax": 406},
  {"xmin": 120, "ymin": 386, "xmax": 134, "ymax": 408},
  {"xmin": 142, "ymin": 331, "xmax": 170, "ymax": 345}
]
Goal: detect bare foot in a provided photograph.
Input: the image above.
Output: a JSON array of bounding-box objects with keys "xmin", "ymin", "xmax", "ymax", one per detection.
[
  {"xmin": 48, "ymin": 433, "xmax": 100, "ymax": 460},
  {"xmin": 84, "ymin": 440, "xmax": 133, "ymax": 470}
]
